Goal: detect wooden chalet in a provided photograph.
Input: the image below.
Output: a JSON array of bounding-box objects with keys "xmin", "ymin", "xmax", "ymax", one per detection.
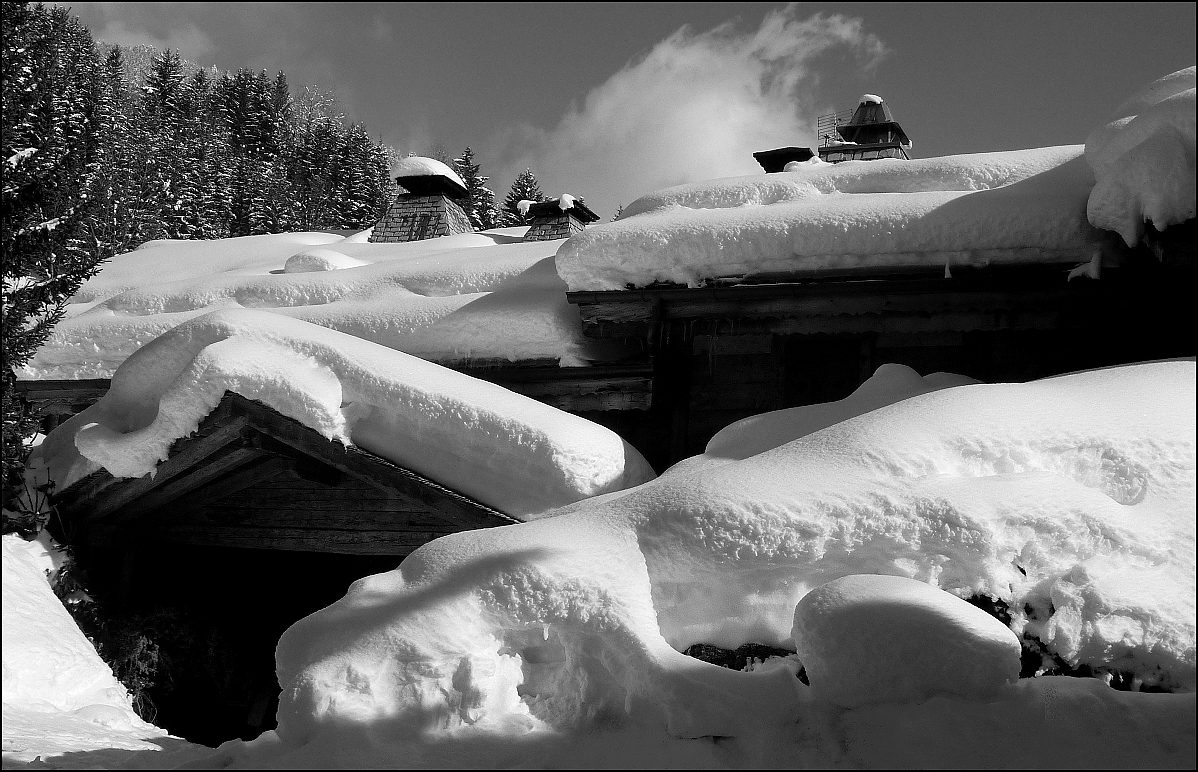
[
  {"xmin": 566, "ymin": 223, "xmax": 1196, "ymax": 468},
  {"xmin": 49, "ymin": 392, "xmax": 520, "ymax": 558}
]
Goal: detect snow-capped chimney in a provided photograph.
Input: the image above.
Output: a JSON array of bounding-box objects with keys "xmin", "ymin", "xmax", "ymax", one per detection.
[
  {"xmin": 752, "ymin": 146, "xmax": 816, "ymax": 173},
  {"xmin": 816, "ymin": 94, "xmax": 912, "ymax": 164},
  {"xmin": 370, "ymin": 156, "xmax": 473, "ymax": 243},
  {"xmin": 522, "ymin": 194, "xmax": 600, "ymax": 241}
]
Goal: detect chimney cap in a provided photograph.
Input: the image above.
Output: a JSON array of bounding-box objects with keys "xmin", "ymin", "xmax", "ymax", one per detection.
[
  {"xmin": 391, "ymin": 156, "xmax": 468, "ymax": 197},
  {"xmin": 527, "ymin": 196, "xmax": 600, "ymax": 223},
  {"xmin": 753, "ymin": 146, "xmax": 815, "ymax": 173}
]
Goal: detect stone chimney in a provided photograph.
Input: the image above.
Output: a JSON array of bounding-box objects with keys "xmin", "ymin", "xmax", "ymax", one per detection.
[
  {"xmin": 370, "ymin": 156, "xmax": 473, "ymax": 243},
  {"xmin": 522, "ymin": 194, "xmax": 600, "ymax": 241}
]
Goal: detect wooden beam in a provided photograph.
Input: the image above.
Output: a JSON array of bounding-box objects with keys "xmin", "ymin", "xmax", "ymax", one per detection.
[
  {"xmin": 187, "ymin": 505, "xmax": 456, "ymax": 531},
  {"xmin": 95, "ymin": 523, "xmax": 455, "ymax": 556}
]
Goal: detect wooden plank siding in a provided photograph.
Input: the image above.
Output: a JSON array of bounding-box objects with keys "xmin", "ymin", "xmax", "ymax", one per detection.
[
  {"xmin": 51, "ymin": 393, "xmax": 519, "ymax": 557},
  {"xmin": 567, "ymin": 261, "xmax": 1196, "ymax": 466}
]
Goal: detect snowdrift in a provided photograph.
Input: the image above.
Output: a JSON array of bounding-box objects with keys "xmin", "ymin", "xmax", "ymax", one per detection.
[
  {"xmin": 1, "ymin": 535, "xmax": 169, "ymax": 764},
  {"xmin": 30, "ymin": 309, "xmax": 655, "ymax": 518},
  {"xmin": 20, "ymin": 229, "xmax": 599, "ymax": 381},
  {"xmin": 1085, "ymin": 66, "xmax": 1196, "ymax": 246},
  {"xmin": 556, "ymin": 145, "xmax": 1104, "ymax": 290},
  {"xmin": 191, "ymin": 360, "xmax": 1195, "ymax": 767}
]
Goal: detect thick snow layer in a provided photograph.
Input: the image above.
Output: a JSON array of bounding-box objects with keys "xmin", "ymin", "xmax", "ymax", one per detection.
[
  {"xmin": 179, "ymin": 360, "xmax": 1193, "ymax": 767},
  {"xmin": 1, "ymin": 536, "xmax": 134, "ymax": 715},
  {"xmin": 390, "ymin": 155, "xmax": 466, "ymax": 189},
  {"xmin": 20, "ymin": 229, "xmax": 608, "ymax": 381},
  {"xmin": 792, "ymin": 574, "xmax": 1021, "ymax": 707},
  {"xmin": 1, "ymin": 535, "xmax": 170, "ymax": 764},
  {"xmin": 283, "ymin": 247, "xmax": 369, "ymax": 273},
  {"xmin": 1085, "ymin": 67, "xmax": 1196, "ymax": 246},
  {"xmin": 29, "ymin": 309, "xmax": 654, "ymax": 518},
  {"xmin": 556, "ymin": 146, "xmax": 1104, "ymax": 290},
  {"xmin": 783, "ymin": 156, "xmax": 827, "ymax": 171},
  {"xmin": 672, "ymin": 363, "xmax": 978, "ymax": 474}
]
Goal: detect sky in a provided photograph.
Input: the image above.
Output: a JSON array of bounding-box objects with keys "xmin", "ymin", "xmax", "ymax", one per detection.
[{"xmin": 59, "ymin": 2, "xmax": 1196, "ymax": 220}]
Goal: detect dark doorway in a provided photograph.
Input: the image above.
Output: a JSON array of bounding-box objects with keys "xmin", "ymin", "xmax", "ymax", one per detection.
[{"xmin": 74, "ymin": 544, "xmax": 403, "ymax": 746}]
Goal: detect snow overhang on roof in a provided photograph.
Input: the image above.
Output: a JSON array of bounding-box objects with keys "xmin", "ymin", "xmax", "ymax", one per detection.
[
  {"xmin": 753, "ymin": 146, "xmax": 816, "ymax": 173},
  {"xmin": 390, "ymin": 156, "xmax": 468, "ymax": 198},
  {"xmin": 528, "ymin": 197, "xmax": 600, "ymax": 223}
]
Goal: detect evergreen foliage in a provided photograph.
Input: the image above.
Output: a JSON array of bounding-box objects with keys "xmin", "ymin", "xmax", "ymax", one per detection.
[
  {"xmin": 502, "ymin": 168, "xmax": 546, "ymax": 226},
  {"xmin": 2, "ymin": 3, "xmax": 402, "ymax": 529},
  {"xmin": 452, "ymin": 146, "xmax": 500, "ymax": 230},
  {"xmin": 2, "ymin": 2, "xmax": 106, "ymax": 529}
]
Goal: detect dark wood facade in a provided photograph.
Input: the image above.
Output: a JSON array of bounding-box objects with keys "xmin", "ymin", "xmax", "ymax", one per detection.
[
  {"xmin": 567, "ymin": 238, "xmax": 1196, "ymax": 469},
  {"xmin": 50, "ymin": 393, "xmax": 519, "ymax": 557}
]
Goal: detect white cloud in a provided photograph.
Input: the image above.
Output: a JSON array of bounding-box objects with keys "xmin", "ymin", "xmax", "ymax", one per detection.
[
  {"xmin": 63, "ymin": 2, "xmax": 215, "ymax": 61},
  {"xmin": 491, "ymin": 9, "xmax": 888, "ymax": 219}
]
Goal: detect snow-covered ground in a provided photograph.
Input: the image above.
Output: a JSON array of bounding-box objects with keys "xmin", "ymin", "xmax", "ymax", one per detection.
[
  {"xmin": 19, "ymin": 227, "xmax": 604, "ymax": 381},
  {"xmin": 1, "ymin": 535, "xmax": 208, "ymax": 767},
  {"xmin": 9, "ymin": 360, "xmax": 1194, "ymax": 768},
  {"xmin": 169, "ymin": 359, "xmax": 1198, "ymax": 768}
]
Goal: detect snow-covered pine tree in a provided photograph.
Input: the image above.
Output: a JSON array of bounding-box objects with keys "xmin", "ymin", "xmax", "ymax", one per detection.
[
  {"xmin": 502, "ymin": 168, "xmax": 546, "ymax": 226},
  {"xmin": 453, "ymin": 147, "xmax": 500, "ymax": 230},
  {"xmin": 332, "ymin": 123, "xmax": 390, "ymax": 230},
  {"xmin": 80, "ymin": 46, "xmax": 147, "ymax": 260},
  {"xmin": 287, "ymin": 92, "xmax": 343, "ymax": 230},
  {"xmin": 2, "ymin": 2, "xmax": 106, "ymax": 530},
  {"xmin": 611, "ymin": 204, "xmax": 624, "ymax": 222}
]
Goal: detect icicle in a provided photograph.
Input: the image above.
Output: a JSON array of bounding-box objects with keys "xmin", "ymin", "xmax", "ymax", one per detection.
[
  {"xmin": 541, "ymin": 623, "xmax": 550, "ymax": 641},
  {"xmin": 1067, "ymin": 252, "xmax": 1102, "ymax": 281},
  {"xmin": 944, "ymin": 257, "xmax": 952, "ymax": 279}
]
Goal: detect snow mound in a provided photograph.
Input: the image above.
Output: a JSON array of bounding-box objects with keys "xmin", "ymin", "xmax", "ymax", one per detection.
[
  {"xmin": 1, "ymin": 535, "xmax": 136, "ymax": 715},
  {"xmin": 792, "ymin": 574, "xmax": 1021, "ymax": 707},
  {"xmin": 283, "ymin": 247, "xmax": 369, "ymax": 273},
  {"xmin": 783, "ymin": 156, "xmax": 827, "ymax": 171},
  {"xmin": 556, "ymin": 146, "xmax": 1101, "ymax": 290},
  {"xmin": 1084, "ymin": 66, "xmax": 1196, "ymax": 246},
  {"xmin": 691, "ymin": 363, "xmax": 978, "ymax": 469},
  {"xmin": 248, "ymin": 360, "xmax": 1191, "ymax": 755},
  {"xmin": 390, "ymin": 155, "xmax": 466, "ymax": 189},
  {"xmin": 21, "ymin": 231, "xmax": 601, "ymax": 380},
  {"xmin": 30, "ymin": 309, "xmax": 654, "ymax": 518}
]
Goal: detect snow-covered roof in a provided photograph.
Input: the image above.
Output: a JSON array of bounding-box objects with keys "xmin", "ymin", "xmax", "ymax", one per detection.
[
  {"xmin": 20, "ymin": 229, "xmax": 605, "ymax": 381},
  {"xmin": 526, "ymin": 194, "xmax": 600, "ymax": 223},
  {"xmin": 1084, "ymin": 66, "xmax": 1196, "ymax": 247},
  {"xmin": 389, "ymin": 155, "xmax": 466, "ymax": 190},
  {"xmin": 30, "ymin": 309, "xmax": 655, "ymax": 518},
  {"xmin": 860, "ymin": 93, "xmax": 883, "ymax": 104},
  {"xmin": 556, "ymin": 145, "xmax": 1102, "ymax": 291}
]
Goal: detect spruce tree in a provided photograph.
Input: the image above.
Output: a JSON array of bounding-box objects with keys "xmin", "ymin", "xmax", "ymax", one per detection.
[
  {"xmin": 2, "ymin": 2, "xmax": 106, "ymax": 529},
  {"xmin": 502, "ymin": 168, "xmax": 546, "ymax": 226},
  {"xmin": 452, "ymin": 147, "xmax": 499, "ymax": 230}
]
